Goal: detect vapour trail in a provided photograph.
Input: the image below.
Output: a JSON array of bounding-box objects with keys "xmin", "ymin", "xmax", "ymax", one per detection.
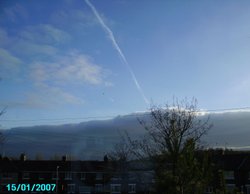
[{"xmin": 85, "ymin": 0, "xmax": 149, "ymax": 105}]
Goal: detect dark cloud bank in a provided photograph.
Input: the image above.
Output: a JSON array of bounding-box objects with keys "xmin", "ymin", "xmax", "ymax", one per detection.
[{"xmin": 1, "ymin": 111, "xmax": 250, "ymax": 160}]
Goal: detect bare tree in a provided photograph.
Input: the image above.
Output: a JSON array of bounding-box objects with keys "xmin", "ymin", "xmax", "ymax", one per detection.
[
  {"xmin": 127, "ymin": 98, "xmax": 212, "ymax": 194},
  {"xmin": 108, "ymin": 135, "xmax": 131, "ymax": 162},
  {"xmin": 106, "ymin": 136, "xmax": 133, "ymax": 194}
]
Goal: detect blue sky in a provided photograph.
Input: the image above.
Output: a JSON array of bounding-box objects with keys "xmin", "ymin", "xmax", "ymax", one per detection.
[{"xmin": 1, "ymin": 0, "xmax": 250, "ymax": 129}]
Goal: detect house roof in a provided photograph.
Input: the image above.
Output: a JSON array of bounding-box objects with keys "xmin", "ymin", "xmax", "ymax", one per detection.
[{"xmin": 0, "ymin": 159, "xmax": 115, "ymax": 173}]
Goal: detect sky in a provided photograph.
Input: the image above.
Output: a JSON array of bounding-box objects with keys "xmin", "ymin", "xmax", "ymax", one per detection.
[{"xmin": 1, "ymin": 0, "xmax": 250, "ymax": 129}]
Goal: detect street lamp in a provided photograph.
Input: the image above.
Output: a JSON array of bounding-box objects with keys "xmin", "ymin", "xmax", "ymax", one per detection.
[{"xmin": 56, "ymin": 166, "xmax": 60, "ymax": 194}]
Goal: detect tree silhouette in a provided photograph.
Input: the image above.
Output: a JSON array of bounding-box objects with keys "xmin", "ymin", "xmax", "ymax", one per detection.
[{"xmin": 127, "ymin": 98, "xmax": 213, "ymax": 194}]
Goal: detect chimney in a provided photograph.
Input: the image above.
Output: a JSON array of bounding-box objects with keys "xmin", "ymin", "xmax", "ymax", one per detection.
[
  {"xmin": 20, "ymin": 153, "xmax": 27, "ymax": 161},
  {"xmin": 104, "ymin": 154, "xmax": 109, "ymax": 162},
  {"xmin": 62, "ymin": 155, "xmax": 67, "ymax": 162}
]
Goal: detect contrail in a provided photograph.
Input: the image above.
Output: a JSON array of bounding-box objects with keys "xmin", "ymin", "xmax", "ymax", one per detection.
[{"xmin": 85, "ymin": 0, "xmax": 149, "ymax": 105}]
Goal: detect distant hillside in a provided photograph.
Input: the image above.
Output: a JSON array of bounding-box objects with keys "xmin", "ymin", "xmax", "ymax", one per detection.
[{"xmin": 1, "ymin": 111, "xmax": 250, "ymax": 160}]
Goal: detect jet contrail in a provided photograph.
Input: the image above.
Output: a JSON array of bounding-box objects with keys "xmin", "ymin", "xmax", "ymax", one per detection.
[{"xmin": 85, "ymin": 0, "xmax": 149, "ymax": 105}]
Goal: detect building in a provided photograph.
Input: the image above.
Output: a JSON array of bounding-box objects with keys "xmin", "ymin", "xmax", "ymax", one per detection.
[
  {"xmin": 220, "ymin": 152, "xmax": 250, "ymax": 194},
  {"xmin": 0, "ymin": 155, "xmax": 154, "ymax": 194},
  {"xmin": 3, "ymin": 151, "xmax": 250, "ymax": 194}
]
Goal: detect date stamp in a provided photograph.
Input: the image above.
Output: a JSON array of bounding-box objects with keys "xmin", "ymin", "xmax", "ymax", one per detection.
[{"xmin": 5, "ymin": 184, "xmax": 56, "ymax": 192}]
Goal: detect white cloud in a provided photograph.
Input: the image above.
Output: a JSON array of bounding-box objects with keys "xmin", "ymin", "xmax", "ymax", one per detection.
[
  {"xmin": 27, "ymin": 84, "xmax": 84, "ymax": 107},
  {"xmin": 28, "ymin": 52, "xmax": 113, "ymax": 106},
  {"xmin": 0, "ymin": 22, "xmax": 112, "ymax": 107},
  {"xmin": 0, "ymin": 84, "xmax": 84, "ymax": 109},
  {"xmin": 20, "ymin": 24, "xmax": 71, "ymax": 44},
  {"xmin": 0, "ymin": 28, "xmax": 58, "ymax": 58},
  {"xmin": 31, "ymin": 53, "xmax": 107, "ymax": 85},
  {"xmin": 2, "ymin": 4, "xmax": 28, "ymax": 22},
  {"xmin": 0, "ymin": 6, "xmax": 114, "ymax": 108},
  {"xmin": 0, "ymin": 48, "xmax": 21, "ymax": 66},
  {"xmin": 1, "ymin": 24, "xmax": 70, "ymax": 59},
  {"xmin": 57, "ymin": 54, "xmax": 103, "ymax": 84},
  {"xmin": 0, "ymin": 48, "xmax": 21, "ymax": 77},
  {"xmin": 104, "ymin": 81, "xmax": 114, "ymax": 87},
  {"xmin": 13, "ymin": 40, "xmax": 58, "ymax": 57},
  {"xmin": 0, "ymin": 28, "xmax": 11, "ymax": 46}
]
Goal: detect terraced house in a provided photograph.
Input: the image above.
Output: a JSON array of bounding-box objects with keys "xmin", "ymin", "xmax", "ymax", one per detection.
[
  {"xmin": 0, "ymin": 154, "xmax": 154, "ymax": 194},
  {"xmin": 2, "ymin": 151, "xmax": 250, "ymax": 194}
]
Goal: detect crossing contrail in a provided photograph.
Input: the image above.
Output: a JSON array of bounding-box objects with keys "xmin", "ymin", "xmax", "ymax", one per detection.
[{"xmin": 85, "ymin": 0, "xmax": 149, "ymax": 105}]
